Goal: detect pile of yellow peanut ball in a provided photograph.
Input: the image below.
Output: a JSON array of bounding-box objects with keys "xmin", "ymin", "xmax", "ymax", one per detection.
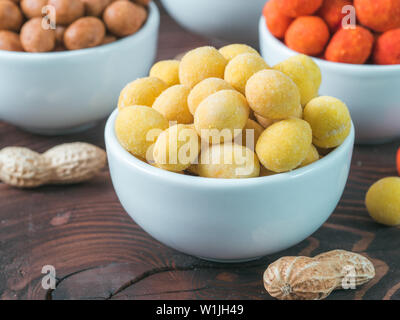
[{"xmin": 115, "ymin": 44, "xmax": 352, "ymax": 179}]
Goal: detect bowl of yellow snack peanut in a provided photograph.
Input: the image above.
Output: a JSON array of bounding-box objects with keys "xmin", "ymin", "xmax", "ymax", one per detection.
[
  {"xmin": 105, "ymin": 44, "xmax": 355, "ymax": 262},
  {"xmin": 0, "ymin": 1, "xmax": 159, "ymax": 135}
]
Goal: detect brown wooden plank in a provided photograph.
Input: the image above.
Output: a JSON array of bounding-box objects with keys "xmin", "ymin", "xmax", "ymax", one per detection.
[{"xmin": 1, "ymin": 1, "xmax": 400, "ymax": 300}]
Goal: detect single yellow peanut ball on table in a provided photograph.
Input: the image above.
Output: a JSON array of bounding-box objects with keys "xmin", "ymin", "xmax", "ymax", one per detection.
[
  {"xmin": 224, "ymin": 53, "xmax": 269, "ymax": 94},
  {"xmin": 152, "ymin": 85, "xmax": 193, "ymax": 124},
  {"xmin": 150, "ymin": 60, "xmax": 180, "ymax": 87},
  {"xmin": 246, "ymin": 70, "xmax": 301, "ymax": 120},
  {"xmin": 188, "ymin": 78, "xmax": 233, "ymax": 115},
  {"xmin": 299, "ymin": 144, "xmax": 319, "ymax": 168},
  {"xmin": 240, "ymin": 119, "xmax": 265, "ymax": 149},
  {"xmin": 118, "ymin": 77, "xmax": 168, "ymax": 110},
  {"xmin": 179, "ymin": 46, "xmax": 227, "ymax": 88},
  {"xmin": 115, "ymin": 105, "xmax": 169, "ymax": 159},
  {"xmin": 197, "ymin": 143, "xmax": 260, "ymax": 179},
  {"xmin": 366, "ymin": 177, "xmax": 400, "ymax": 226},
  {"xmin": 274, "ymin": 54, "xmax": 321, "ymax": 106},
  {"xmin": 256, "ymin": 118, "xmax": 312, "ymax": 173},
  {"xmin": 219, "ymin": 43, "xmax": 259, "ymax": 61},
  {"xmin": 153, "ymin": 124, "xmax": 200, "ymax": 172},
  {"xmin": 303, "ymin": 96, "xmax": 351, "ymax": 148},
  {"xmin": 194, "ymin": 90, "xmax": 249, "ymax": 144}
]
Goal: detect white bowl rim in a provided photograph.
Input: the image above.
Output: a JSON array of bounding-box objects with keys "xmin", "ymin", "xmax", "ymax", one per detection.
[
  {"xmin": 0, "ymin": 2, "xmax": 159, "ymax": 60},
  {"xmin": 105, "ymin": 108, "xmax": 355, "ymax": 189},
  {"xmin": 260, "ymin": 16, "xmax": 400, "ymax": 73}
]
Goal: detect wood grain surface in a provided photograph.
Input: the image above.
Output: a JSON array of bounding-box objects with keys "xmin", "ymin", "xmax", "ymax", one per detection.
[{"xmin": 1, "ymin": 2, "xmax": 400, "ymax": 300}]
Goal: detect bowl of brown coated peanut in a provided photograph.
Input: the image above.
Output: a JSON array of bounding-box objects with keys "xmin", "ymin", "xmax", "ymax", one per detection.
[
  {"xmin": 0, "ymin": 0, "xmax": 153, "ymax": 52},
  {"xmin": 0, "ymin": 0, "xmax": 159, "ymax": 134}
]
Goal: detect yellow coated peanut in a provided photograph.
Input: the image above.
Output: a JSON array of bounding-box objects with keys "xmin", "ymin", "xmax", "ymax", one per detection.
[
  {"xmin": 256, "ymin": 118, "xmax": 312, "ymax": 173},
  {"xmin": 246, "ymin": 69, "xmax": 300, "ymax": 120},
  {"xmin": 274, "ymin": 55, "xmax": 321, "ymax": 107},
  {"xmin": 304, "ymin": 96, "xmax": 351, "ymax": 148},
  {"xmin": 150, "ymin": 60, "xmax": 180, "ymax": 87},
  {"xmin": 194, "ymin": 90, "xmax": 249, "ymax": 144},
  {"xmin": 187, "ymin": 78, "xmax": 233, "ymax": 115},
  {"xmin": 152, "ymin": 85, "xmax": 193, "ymax": 124},
  {"xmin": 366, "ymin": 177, "xmax": 400, "ymax": 226},
  {"xmin": 115, "ymin": 105, "xmax": 169, "ymax": 160},
  {"xmin": 153, "ymin": 124, "xmax": 200, "ymax": 172},
  {"xmin": 219, "ymin": 43, "xmax": 259, "ymax": 61},
  {"xmin": 224, "ymin": 53, "xmax": 269, "ymax": 94},
  {"xmin": 197, "ymin": 143, "xmax": 260, "ymax": 179},
  {"xmin": 118, "ymin": 77, "xmax": 168, "ymax": 110},
  {"xmin": 179, "ymin": 46, "xmax": 227, "ymax": 88},
  {"xmin": 299, "ymin": 144, "xmax": 320, "ymax": 168}
]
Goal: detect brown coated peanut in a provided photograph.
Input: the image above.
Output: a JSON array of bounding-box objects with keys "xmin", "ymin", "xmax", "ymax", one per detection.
[
  {"xmin": 0, "ymin": 30, "xmax": 23, "ymax": 51},
  {"xmin": 54, "ymin": 25, "xmax": 65, "ymax": 44},
  {"xmin": 103, "ymin": 0, "xmax": 146, "ymax": 37},
  {"xmin": 64, "ymin": 16, "xmax": 105, "ymax": 50},
  {"xmin": 0, "ymin": 0, "xmax": 24, "ymax": 32},
  {"xmin": 80, "ymin": 0, "xmax": 111, "ymax": 17},
  {"xmin": 20, "ymin": 17, "xmax": 56, "ymax": 52},
  {"xmin": 47, "ymin": 0, "xmax": 84, "ymax": 25},
  {"xmin": 20, "ymin": 0, "xmax": 47, "ymax": 18}
]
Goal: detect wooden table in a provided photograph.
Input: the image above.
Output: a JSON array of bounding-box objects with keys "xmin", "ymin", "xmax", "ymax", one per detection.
[{"xmin": 1, "ymin": 3, "xmax": 400, "ymax": 301}]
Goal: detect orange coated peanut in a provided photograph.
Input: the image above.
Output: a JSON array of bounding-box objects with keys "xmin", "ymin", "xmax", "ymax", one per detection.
[
  {"xmin": 285, "ymin": 16, "xmax": 330, "ymax": 56},
  {"xmin": 276, "ymin": 0, "xmax": 323, "ymax": 17},
  {"xmin": 325, "ymin": 26, "xmax": 374, "ymax": 64},
  {"xmin": 373, "ymin": 28, "xmax": 400, "ymax": 65},
  {"xmin": 354, "ymin": 0, "xmax": 400, "ymax": 32},
  {"xmin": 263, "ymin": 0, "xmax": 293, "ymax": 39}
]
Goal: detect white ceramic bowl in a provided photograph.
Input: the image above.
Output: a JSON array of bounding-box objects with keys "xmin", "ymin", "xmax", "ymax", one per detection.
[
  {"xmin": 160, "ymin": 0, "xmax": 266, "ymax": 46},
  {"xmin": 0, "ymin": 3, "xmax": 159, "ymax": 135},
  {"xmin": 259, "ymin": 17, "xmax": 400, "ymax": 144},
  {"xmin": 105, "ymin": 109, "xmax": 355, "ymax": 262}
]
